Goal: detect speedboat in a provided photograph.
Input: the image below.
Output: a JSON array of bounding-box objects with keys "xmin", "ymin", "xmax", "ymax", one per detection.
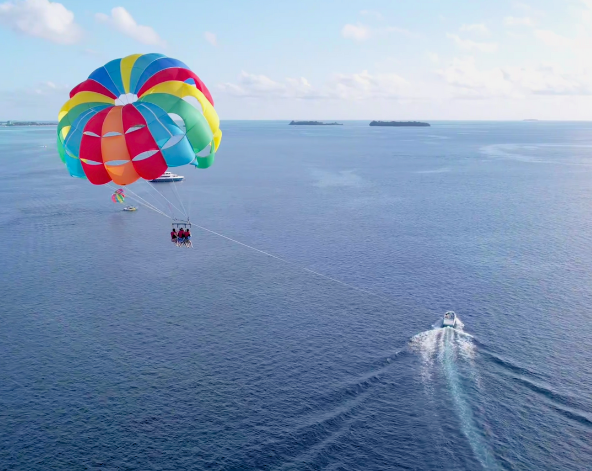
[
  {"xmin": 149, "ymin": 171, "xmax": 184, "ymax": 183},
  {"xmin": 442, "ymin": 311, "xmax": 457, "ymax": 328},
  {"xmin": 123, "ymin": 206, "xmax": 137, "ymax": 211}
]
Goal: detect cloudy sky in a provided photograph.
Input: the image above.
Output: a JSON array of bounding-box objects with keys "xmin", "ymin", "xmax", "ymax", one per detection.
[{"xmin": 0, "ymin": 0, "xmax": 591, "ymax": 120}]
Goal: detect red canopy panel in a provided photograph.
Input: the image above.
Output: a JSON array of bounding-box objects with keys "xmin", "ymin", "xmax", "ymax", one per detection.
[
  {"xmin": 70, "ymin": 79, "xmax": 118, "ymax": 100},
  {"xmin": 136, "ymin": 68, "xmax": 214, "ymax": 106},
  {"xmin": 123, "ymin": 104, "xmax": 168, "ymax": 181},
  {"xmin": 80, "ymin": 108, "xmax": 112, "ymax": 184}
]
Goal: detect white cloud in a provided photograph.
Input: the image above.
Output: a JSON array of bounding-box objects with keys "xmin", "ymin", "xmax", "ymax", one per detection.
[
  {"xmin": 0, "ymin": 80, "xmax": 70, "ymax": 118},
  {"xmin": 0, "ymin": 0, "xmax": 81, "ymax": 44},
  {"xmin": 219, "ymin": 70, "xmax": 413, "ymax": 101},
  {"xmin": 534, "ymin": 29, "xmax": 573, "ymax": 48},
  {"xmin": 384, "ymin": 26, "xmax": 418, "ymax": 38},
  {"xmin": 527, "ymin": 2, "xmax": 592, "ymax": 54},
  {"xmin": 438, "ymin": 58, "xmax": 515, "ymax": 98},
  {"xmin": 427, "ymin": 52, "xmax": 440, "ymax": 64},
  {"xmin": 460, "ymin": 23, "xmax": 489, "ymax": 34},
  {"xmin": 504, "ymin": 16, "xmax": 534, "ymax": 27},
  {"xmin": 438, "ymin": 57, "xmax": 592, "ymax": 98},
  {"xmin": 342, "ymin": 23, "xmax": 370, "ymax": 40},
  {"xmin": 204, "ymin": 31, "xmax": 216, "ymax": 46},
  {"xmin": 580, "ymin": 0, "xmax": 592, "ymax": 24},
  {"xmin": 505, "ymin": 64, "xmax": 592, "ymax": 95},
  {"xmin": 218, "ymin": 72, "xmax": 319, "ymax": 99},
  {"xmin": 329, "ymin": 70, "xmax": 410, "ymax": 100},
  {"xmin": 95, "ymin": 7, "xmax": 164, "ymax": 46},
  {"xmin": 446, "ymin": 33, "xmax": 498, "ymax": 52},
  {"xmin": 33, "ymin": 80, "xmax": 69, "ymax": 95}
]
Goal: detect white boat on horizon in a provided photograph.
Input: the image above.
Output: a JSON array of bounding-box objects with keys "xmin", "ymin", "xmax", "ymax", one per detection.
[
  {"xmin": 442, "ymin": 311, "xmax": 457, "ymax": 328},
  {"xmin": 149, "ymin": 171, "xmax": 184, "ymax": 183}
]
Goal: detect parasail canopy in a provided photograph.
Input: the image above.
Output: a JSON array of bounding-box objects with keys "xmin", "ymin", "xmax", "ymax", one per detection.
[
  {"xmin": 57, "ymin": 53, "xmax": 222, "ymax": 186},
  {"xmin": 112, "ymin": 188, "xmax": 125, "ymax": 203}
]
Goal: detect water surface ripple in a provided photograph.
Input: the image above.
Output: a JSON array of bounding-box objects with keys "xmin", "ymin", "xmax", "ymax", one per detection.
[{"xmin": 1, "ymin": 121, "xmax": 592, "ymax": 470}]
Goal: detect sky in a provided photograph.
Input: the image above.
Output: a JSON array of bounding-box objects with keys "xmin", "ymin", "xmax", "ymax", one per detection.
[{"xmin": 1, "ymin": 0, "xmax": 592, "ymax": 120}]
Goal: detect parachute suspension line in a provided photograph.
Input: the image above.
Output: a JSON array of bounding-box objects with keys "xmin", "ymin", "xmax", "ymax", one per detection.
[
  {"xmin": 172, "ymin": 179, "xmax": 188, "ymax": 220},
  {"xmin": 119, "ymin": 186, "xmax": 169, "ymax": 217},
  {"xmin": 134, "ymin": 104, "xmax": 185, "ymax": 219},
  {"xmin": 132, "ymin": 181, "xmax": 174, "ymax": 219},
  {"xmin": 129, "ymin": 181, "xmax": 175, "ymax": 219},
  {"xmin": 127, "ymin": 195, "xmax": 171, "ymax": 219},
  {"xmin": 128, "ymin": 196, "xmax": 172, "ymax": 219},
  {"xmin": 192, "ymin": 223, "xmax": 397, "ymax": 304},
  {"xmin": 141, "ymin": 180, "xmax": 186, "ymax": 219}
]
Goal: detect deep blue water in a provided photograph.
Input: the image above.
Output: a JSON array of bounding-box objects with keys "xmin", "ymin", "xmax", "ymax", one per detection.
[{"xmin": 1, "ymin": 121, "xmax": 592, "ymax": 470}]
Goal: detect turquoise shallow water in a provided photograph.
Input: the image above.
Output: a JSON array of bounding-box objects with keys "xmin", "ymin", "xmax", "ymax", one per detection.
[{"xmin": 1, "ymin": 121, "xmax": 592, "ymax": 470}]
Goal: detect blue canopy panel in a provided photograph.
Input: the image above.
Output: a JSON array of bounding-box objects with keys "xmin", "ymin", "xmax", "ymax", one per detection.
[
  {"xmin": 128, "ymin": 53, "xmax": 166, "ymax": 96},
  {"xmin": 88, "ymin": 66, "xmax": 121, "ymax": 98},
  {"xmin": 133, "ymin": 102, "xmax": 195, "ymax": 167},
  {"xmin": 103, "ymin": 58, "xmax": 125, "ymax": 96},
  {"xmin": 63, "ymin": 107, "xmax": 105, "ymax": 178},
  {"xmin": 134, "ymin": 57, "xmax": 190, "ymax": 94}
]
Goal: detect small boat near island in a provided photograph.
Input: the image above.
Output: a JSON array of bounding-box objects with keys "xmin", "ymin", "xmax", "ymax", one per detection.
[
  {"xmin": 442, "ymin": 311, "xmax": 457, "ymax": 328},
  {"xmin": 289, "ymin": 120, "xmax": 343, "ymax": 125},
  {"xmin": 370, "ymin": 121, "xmax": 430, "ymax": 127},
  {"xmin": 149, "ymin": 171, "xmax": 184, "ymax": 183}
]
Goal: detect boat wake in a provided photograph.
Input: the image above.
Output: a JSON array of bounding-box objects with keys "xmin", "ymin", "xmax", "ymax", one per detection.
[
  {"xmin": 410, "ymin": 320, "xmax": 497, "ymax": 470},
  {"xmin": 410, "ymin": 319, "xmax": 472, "ymax": 382}
]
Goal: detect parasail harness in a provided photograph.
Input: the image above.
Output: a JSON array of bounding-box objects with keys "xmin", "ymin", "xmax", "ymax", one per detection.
[{"xmin": 172, "ymin": 219, "xmax": 192, "ymax": 247}]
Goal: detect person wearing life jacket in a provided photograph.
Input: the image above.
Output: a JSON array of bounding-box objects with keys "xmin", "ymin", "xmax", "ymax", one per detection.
[{"xmin": 171, "ymin": 228, "xmax": 177, "ymax": 242}]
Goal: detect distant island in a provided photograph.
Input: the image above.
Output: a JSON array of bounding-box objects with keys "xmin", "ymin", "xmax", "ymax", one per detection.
[
  {"xmin": 1, "ymin": 121, "xmax": 57, "ymax": 126},
  {"xmin": 289, "ymin": 120, "xmax": 343, "ymax": 125},
  {"xmin": 523, "ymin": 119, "xmax": 539, "ymax": 122},
  {"xmin": 370, "ymin": 121, "xmax": 430, "ymax": 127}
]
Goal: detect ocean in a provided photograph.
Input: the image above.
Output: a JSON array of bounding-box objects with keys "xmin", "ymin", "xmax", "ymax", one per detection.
[{"xmin": 1, "ymin": 121, "xmax": 591, "ymax": 470}]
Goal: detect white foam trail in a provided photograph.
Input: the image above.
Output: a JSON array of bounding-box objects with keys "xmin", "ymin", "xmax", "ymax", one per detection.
[
  {"xmin": 409, "ymin": 328, "xmax": 441, "ymax": 384},
  {"xmin": 410, "ymin": 318, "xmax": 497, "ymax": 469}
]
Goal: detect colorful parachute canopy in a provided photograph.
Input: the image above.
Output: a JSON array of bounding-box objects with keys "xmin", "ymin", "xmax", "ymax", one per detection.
[
  {"xmin": 57, "ymin": 53, "xmax": 222, "ymax": 186},
  {"xmin": 112, "ymin": 191, "xmax": 125, "ymax": 203}
]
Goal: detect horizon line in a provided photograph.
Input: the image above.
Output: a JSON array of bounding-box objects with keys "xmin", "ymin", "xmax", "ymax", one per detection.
[{"xmin": 5, "ymin": 119, "xmax": 592, "ymax": 123}]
